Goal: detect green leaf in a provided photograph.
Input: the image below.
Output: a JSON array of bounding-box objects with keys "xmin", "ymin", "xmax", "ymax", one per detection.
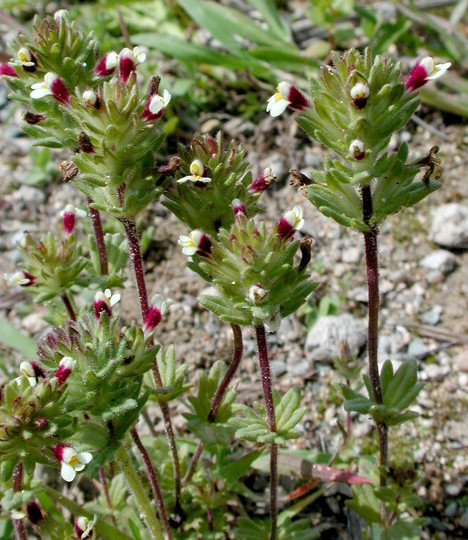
[
  {"xmin": 0, "ymin": 319, "xmax": 37, "ymax": 357},
  {"xmin": 219, "ymin": 449, "xmax": 265, "ymax": 484},
  {"xmin": 245, "ymin": 0, "xmax": 292, "ymax": 42}
]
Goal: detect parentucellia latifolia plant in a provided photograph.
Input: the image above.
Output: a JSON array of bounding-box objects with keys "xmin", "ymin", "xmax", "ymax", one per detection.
[
  {"xmin": 0, "ymin": 7, "xmax": 450, "ymax": 540},
  {"xmin": 267, "ymin": 49, "xmax": 450, "ymax": 538}
]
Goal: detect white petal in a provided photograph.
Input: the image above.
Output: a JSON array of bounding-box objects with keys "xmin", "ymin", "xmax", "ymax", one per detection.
[
  {"xmin": 149, "ymin": 96, "xmax": 164, "ymax": 115},
  {"xmin": 177, "ymin": 175, "xmax": 196, "ymax": 184},
  {"xmin": 78, "ymin": 451, "xmax": 93, "ymax": 464},
  {"xmin": 20, "ymin": 361, "xmax": 35, "ymax": 377},
  {"xmin": 31, "ymin": 88, "xmax": 53, "ymax": 99},
  {"xmin": 109, "ymin": 293, "xmax": 121, "ymax": 307},
  {"xmin": 182, "ymin": 246, "xmax": 197, "ymax": 256},
  {"xmin": 11, "ymin": 509, "xmax": 26, "ymax": 519},
  {"xmin": 266, "ymin": 95, "xmax": 276, "ymax": 112},
  {"xmin": 426, "ymin": 62, "xmax": 451, "ymax": 80},
  {"xmin": 61, "ymin": 462, "xmax": 77, "ymax": 482},
  {"xmin": 420, "ymin": 57, "xmax": 435, "ymax": 74},
  {"xmin": 104, "ymin": 289, "xmax": 112, "ymax": 300},
  {"xmin": 264, "ymin": 312, "xmax": 281, "ymax": 333},
  {"xmin": 277, "ymin": 81, "xmax": 291, "ymax": 97},
  {"xmin": 62, "ymin": 447, "xmax": 76, "ymax": 463},
  {"xmin": 74, "ymin": 463, "xmax": 86, "ymax": 472},
  {"xmin": 150, "ymin": 293, "xmax": 164, "ymax": 308},
  {"xmin": 178, "ymin": 235, "xmax": 191, "ymax": 247},
  {"xmin": 163, "ymin": 89, "xmax": 171, "ymax": 105},
  {"xmin": 44, "ymin": 72, "xmax": 58, "ymax": 87},
  {"xmin": 27, "ymin": 377, "xmax": 37, "ymax": 387},
  {"xmin": 197, "ymin": 176, "xmax": 212, "ymax": 183},
  {"xmin": 106, "ymin": 52, "xmax": 119, "ymax": 69},
  {"xmin": 269, "ymin": 99, "xmax": 289, "ymax": 117}
]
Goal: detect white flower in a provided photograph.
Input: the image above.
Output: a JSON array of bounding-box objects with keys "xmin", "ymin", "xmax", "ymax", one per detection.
[
  {"xmin": 150, "ymin": 293, "xmax": 173, "ymax": 315},
  {"xmin": 101, "ymin": 288, "xmax": 121, "ymax": 307},
  {"xmin": 17, "ymin": 47, "xmax": 34, "ymax": 67},
  {"xmin": 60, "ymin": 447, "xmax": 92, "ymax": 482},
  {"xmin": 30, "ymin": 72, "xmax": 57, "ymax": 99},
  {"xmin": 149, "ymin": 89, "xmax": 171, "ymax": 115},
  {"xmin": 120, "ymin": 46, "xmax": 146, "ymax": 65},
  {"xmin": 248, "ymin": 284, "xmax": 267, "ymax": 303},
  {"xmin": 82, "ymin": 89, "xmax": 97, "ymax": 106},
  {"xmin": 75, "ymin": 515, "xmax": 96, "ymax": 539},
  {"xmin": 59, "ymin": 204, "xmax": 87, "ymax": 219},
  {"xmin": 266, "ymin": 81, "xmax": 292, "ymax": 117},
  {"xmin": 178, "ymin": 230, "xmax": 204, "ymax": 256},
  {"xmin": 105, "ymin": 51, "xmax": 119, "ymax": 70},
  {"xmin": 350, "ymin": 82, "xmax": 369, "ymax": 100},
  {"xmin": 4, "ymin": 271, "xmax": 32, "ymax": 286},
  {"xmin": 177, "ymin": 159, "xmax": 211, "ymax": 184},
  {"xmin": 264, "ymin": 312, "xmax": 281, "ymax": 333},
  {"xmin": 282, "ymin": 207, "xmax": 304, "ymax": 231},
  {"xmin": 419, "ymin": 57, "xmax": 451, "ymax": 80}
]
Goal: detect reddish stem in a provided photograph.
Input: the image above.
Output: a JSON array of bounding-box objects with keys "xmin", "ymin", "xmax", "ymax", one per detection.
[
  {"xmin": 361, "ymin": 185, "xmax": 388, "ymax": 486},
  {"xmin": 61, "ymin": 292, "xmax": 76, "ymax": 321},
  {"xmin": 255, "ymin": 324, "xmax": 277, "ymax": 540},
  {"xmin": 122, "ymin": 217, "xmax": 181, "ymax": 509},
  {"xmin": 87, "ymin": 198, "xmax": 108, "ymax": 276},
  {"xmin": 131, "ymin": 428, "xmax": 173, "ymax": 539},
  {"xmin": 185, "ymin": 324, "xmax": 243, "ymax": 483},
  {"xmin": 99, "ymin": 468, "xmax": 113, "ymax": 509},
  {"xmin": 12, "ymin": 462, "xmax": 27, "ymax": 540}
]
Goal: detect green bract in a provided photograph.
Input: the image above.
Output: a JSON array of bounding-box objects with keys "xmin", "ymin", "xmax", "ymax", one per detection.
[
  {"xmin": 18, "ymin": 232, "xmax": 86, "ymax": 302},
  {"xmin": 71, "ymin": 77, "xmax": 167, "ymax": 219},
  {"xmin": 192, "ymin": 215, "xmax": 318, "ymax": 326},
  {"xmin": 296, "ymin": 48, "xmax": 442, "ymax": 231},
  {"xmin": 164, "ymin": 132, "xmax": 263, "ymax": 236}
]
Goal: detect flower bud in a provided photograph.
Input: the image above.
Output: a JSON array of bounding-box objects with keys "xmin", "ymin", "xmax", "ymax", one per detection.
[
  {"xmin": 143, "ymin": 294, "xmax": 173, "ymax": 335},
  {"xmin": 232, "ymin": 198, "xmax": 247, "ymax": 217},
  {"xmin": 247, "ymin": 284, "xmax": 267, "ymax": 303},
  {"xmin": 56, "ymin": 356, "xmax": 76, "ymax": 386},
  {"xmin": 0, "ymin": 64, "xmax": 18, "ymax": 77},
  {"xmin": 349, "ymin": 139, "xmax": 366, "ymax": 160},
  {"xmin": 23, "ymin": 111, "xmax": 45, "ymax": 124},
  {"xmin": 54, "ymin": 9, "xmax": 71, "ymax": 25},
  {"xmin": 82, "ymin": 88, "xmax": 99, "ymax": 108},
  {"xmin": 60, "ymin": 204, "xmax": 87, "ymax": 235},
  {"xmin": 78, "ymin": 132, "xmax": 94, "ymax": 153},
  {"xmin": 350, "ymin": 82, "xmax": 370, "ymax": 109}
]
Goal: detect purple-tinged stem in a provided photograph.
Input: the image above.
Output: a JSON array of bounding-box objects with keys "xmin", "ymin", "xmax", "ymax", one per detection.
[
  {"xmin": 255, "ymin": 324, "xmax": 277, "ymax": 540},
  {"xmin": 12, "ymin": 462, "xmax": 27, "ymax": 540},
  {"xmin": 99, "ymin": 468, "xmax": 113, "ymax": 509},
  {"xmin": 122, "ymin": 217, "xmax": 181, "ymax": 508},
  {"xmin": 131, "ymin": 428, "xmax": 173, "ymax": 540},
  {"xmin": 185, "ymin": 324, "xmax": 243, "ymax": 484},
  {"xmin": 87, "ymin": 198, "xmax": 108, "ymax": 276},
  {"xmin": 61, "ymin": 292, "xmax": 76, "ymax": 321},
  {"xmin": 361, "ymin": 185, "xmax": 388, "ymax": 486}
]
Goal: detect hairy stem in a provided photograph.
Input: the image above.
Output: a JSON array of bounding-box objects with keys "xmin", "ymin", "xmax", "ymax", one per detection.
[
  {"xmin": 185, "ymin": 324, "xmax": 243, "ymax": 483},
  {"xmin": 99, "ymin": 468, "xmax": 113, "ymax": 510},
  {"xmin": 131, "ymin": 428, "xmax": 173, "ymax": 540},
  {"xmin": 361, "ymin": 185, "xmax": 388, "ymax": 486},
  {"xmin": 61, "ymin": 292, "xmax": 76, "ymax": 321},
  {"xmin": 122, "ymin": 217, "xmax": 181, "ymax": 509},
  {"xmin": 87, "ymin": 198, "xmax": 108, "ymax": 276},
  {"xmin": 115, "ymin": 445, "xmax": 164, "ymax": 540},
  {"xmin": 255, "ymin": 324, "xmax": 278, "ymax": 540},
  {"xmin": 12, "ymin": 462, "xmax": 27, "ymax": 540}
]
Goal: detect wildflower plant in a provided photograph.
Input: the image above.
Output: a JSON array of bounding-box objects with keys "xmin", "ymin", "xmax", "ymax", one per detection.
[
  {"xmin": 268, "ymin": 48, "xmax": 450, "ymax": 538},
  {"xmin": 0, "ymin": 7, "xmax": 448, "ymax": 540}
]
